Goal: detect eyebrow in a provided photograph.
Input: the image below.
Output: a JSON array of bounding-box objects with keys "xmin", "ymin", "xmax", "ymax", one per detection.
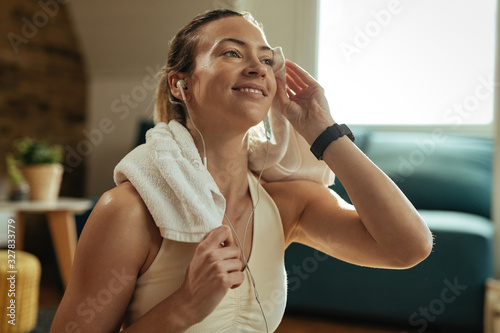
[{"xmin": 215, "ymin": 38, "xmax": 273, "ymax": 53}]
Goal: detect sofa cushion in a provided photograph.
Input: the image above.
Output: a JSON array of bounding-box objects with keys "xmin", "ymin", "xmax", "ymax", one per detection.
[
  {"xmin": 360, "ymin": 132, "xmax": 492, "ymax": 219},
  {"xmin": 284, "ymin": 210, "xmax": 493, "ymax": 331}
]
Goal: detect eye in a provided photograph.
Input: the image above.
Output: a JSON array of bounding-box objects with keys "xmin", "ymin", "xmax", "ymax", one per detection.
[
  {"xmin": 262, "ymin": 58, "xmax": 274, "ymax": 66},
  {"xmin": 223, "ymin": 50, "xmax": 240, "ymax": 58}
]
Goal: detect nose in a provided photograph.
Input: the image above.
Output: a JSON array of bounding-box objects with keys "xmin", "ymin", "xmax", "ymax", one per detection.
[{"xmin": 243, "ymin": 57, "xmax": 267, "ymax": 78}]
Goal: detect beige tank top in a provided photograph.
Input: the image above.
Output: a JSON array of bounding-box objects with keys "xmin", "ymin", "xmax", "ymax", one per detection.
[{"xmin": 122, "ymin": 171, "xmax": 287, "ymax": 332}]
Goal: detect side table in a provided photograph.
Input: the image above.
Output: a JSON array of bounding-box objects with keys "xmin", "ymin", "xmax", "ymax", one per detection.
[{"xmin": 0, "ymin": 197, "xmax": 93, "ymax": 288}]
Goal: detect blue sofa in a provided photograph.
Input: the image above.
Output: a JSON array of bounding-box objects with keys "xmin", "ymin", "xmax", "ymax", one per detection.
[{"xmin": 284, "ymin": 130, "xmax": 494, "ymax": 332}]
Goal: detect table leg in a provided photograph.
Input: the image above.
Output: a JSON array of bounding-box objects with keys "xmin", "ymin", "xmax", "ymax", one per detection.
[
  {"xmin": 15, "ymin": 212, "xmax": 25, "ymax": 251},
  {"xmin": 47, "ymin": 211, "xmax": 77, "ymax": 289}
]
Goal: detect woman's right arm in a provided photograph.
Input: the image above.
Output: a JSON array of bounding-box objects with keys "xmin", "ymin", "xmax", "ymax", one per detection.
[{"xmin": 50, "ymin": 182, "xmax": 244, "ymax": 333}]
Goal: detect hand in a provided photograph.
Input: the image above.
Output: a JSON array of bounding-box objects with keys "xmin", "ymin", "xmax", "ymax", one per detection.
[
  {"xmin": 275, "ymin": 60, "xmax": 335, "ymax": 144},
  {"xmin": 178, "ymin": 225, "xmax": 244, "ymax": 325}
]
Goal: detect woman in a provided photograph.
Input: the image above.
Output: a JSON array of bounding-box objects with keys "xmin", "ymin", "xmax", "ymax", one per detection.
[{"xmin": 51, "ymin": 9, "xmax": 433, "ymax": 333}]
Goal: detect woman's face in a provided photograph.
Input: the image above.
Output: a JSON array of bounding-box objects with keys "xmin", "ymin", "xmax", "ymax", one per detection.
[{"xmin": 187, "ymin": 16, "xmax": 277, "ymax": 133}]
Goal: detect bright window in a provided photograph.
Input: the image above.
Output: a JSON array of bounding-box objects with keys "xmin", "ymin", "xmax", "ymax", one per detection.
[{"xmin": 317, "ymin": 0, "xmax": 497, "ymax": 125}]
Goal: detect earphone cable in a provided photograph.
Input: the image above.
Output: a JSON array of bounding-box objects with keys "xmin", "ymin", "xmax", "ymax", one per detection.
[
  {"xmin": 242, "ymin": 130, "xmax": 269, "ymax": 252},
  {"xmin": 224, "ymin": 213, "xmax": 269, "ymax": 333},
  {"xmin": 181, "ymin": 82, "xmax": 271, "ymax": 331},
  {"xmin": 223, "ymin": 122, "xmax": 271, "ymax": 333},
  {"xmin": 179, "ymin": 85, "xmax": 207, "ymax": 167}
]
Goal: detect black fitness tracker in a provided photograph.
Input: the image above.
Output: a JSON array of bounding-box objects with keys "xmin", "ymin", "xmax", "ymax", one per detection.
[{"xmin": 310, "ymin": 123, "xmax": 355, "ymax": 160}]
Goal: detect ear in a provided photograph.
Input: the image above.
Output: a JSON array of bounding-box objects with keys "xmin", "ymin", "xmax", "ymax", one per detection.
[{"xmin": 168, "ymin": 72, "xmax": 191, "ymax": 101}]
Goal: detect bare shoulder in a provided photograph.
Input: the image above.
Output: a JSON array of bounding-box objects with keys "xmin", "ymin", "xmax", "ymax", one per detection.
[
  {"xmin": 51, "ymin": 182, "xmax": 161, "ymax": 332},
  {"xmin": 82, "ymin": 181, "xmax": 160, "ymax": 251},
  {"xmin": 97, "ymin": 181, "xmax": 151, "ymax": 220},
  {"xmin": 100, "ymin": 182, "xmax": 151, "ymax": 217}
]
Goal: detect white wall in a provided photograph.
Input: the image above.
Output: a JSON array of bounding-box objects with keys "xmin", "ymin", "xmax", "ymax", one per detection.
[{"xmin": 68, "ymin": 0, "xmax": 319, "ymax": 196}]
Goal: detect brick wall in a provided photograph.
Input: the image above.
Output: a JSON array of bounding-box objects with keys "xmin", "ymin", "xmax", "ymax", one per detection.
[{"xmin": 0, "ymin": 0, "xmax": 87, "ymax": 197}]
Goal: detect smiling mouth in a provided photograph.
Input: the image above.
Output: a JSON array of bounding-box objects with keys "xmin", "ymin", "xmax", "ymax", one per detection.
[{"xmin": 232, "ymin": 88, "xmax": 266, "ymax": 96}]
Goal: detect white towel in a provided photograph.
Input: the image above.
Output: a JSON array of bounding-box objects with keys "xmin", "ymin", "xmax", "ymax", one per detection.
[
  {"xmin": 114, "ymin": 47, "xmax": 334, "ymax": 243},
  {"xmin": 248, "ymin": 47, "xmax": 334, "ymax": 184},
  {"xmin": 114, "ymin": 120, "xmax": 225, "ymax": 242}
]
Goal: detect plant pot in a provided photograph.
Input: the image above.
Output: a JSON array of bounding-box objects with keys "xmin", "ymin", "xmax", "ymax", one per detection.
[{"xmin": 21, "ymin": 164, "xmax": 64, "ymax": 201}]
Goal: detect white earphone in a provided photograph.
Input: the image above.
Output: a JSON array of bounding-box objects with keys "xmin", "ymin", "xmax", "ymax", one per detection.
[
  {"xmin": 176, "ymin": 79, "xmax": 207, "ymax": 167},
  {"xmin": 176, "ymin": 79, "xmax": 187, "ymax": 90}
]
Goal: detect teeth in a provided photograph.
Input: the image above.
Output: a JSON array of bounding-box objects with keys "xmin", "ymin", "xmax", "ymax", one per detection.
[{"xmin": 237, "ymin": 88, "xmax": 263, "ymax": 95}]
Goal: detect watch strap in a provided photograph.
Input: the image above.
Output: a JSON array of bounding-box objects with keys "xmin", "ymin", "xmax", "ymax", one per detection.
[{"xmin": 310, "ymin": 123, "xmax": 355, "ymax": 160}]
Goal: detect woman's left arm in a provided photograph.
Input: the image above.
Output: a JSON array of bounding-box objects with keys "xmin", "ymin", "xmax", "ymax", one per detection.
[{"xmin": 275, "ymin": 60, "xmax": 433, "ymax": 269}]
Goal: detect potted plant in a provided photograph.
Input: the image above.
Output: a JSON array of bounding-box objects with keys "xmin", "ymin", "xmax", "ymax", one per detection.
[{"xmin": 13, "ymin": 137, "xmax": 64, "ymax": 201}]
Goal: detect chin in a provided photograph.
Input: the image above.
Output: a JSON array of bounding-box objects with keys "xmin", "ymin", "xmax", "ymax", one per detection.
[
  {"xmin": 238, "ymin": 106, "xmax": 270, "ymax": 120},
  {"xmin": 229, "ymin": 106, "xmax": 268, "ymax": 126}
]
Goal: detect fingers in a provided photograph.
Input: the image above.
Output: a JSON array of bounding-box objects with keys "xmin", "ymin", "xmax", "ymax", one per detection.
[
  {"xmin": 180, "ymin": 226, "xmax": 247, "ymax": 322},
  {"xmin": 286, "ymin": 73, "xmax": 302, "ymax": 95},
  {"xmin": 204, "ymin": 225, "xmax": 234, "ymax": 248},
  {"xmin": 203, "ymin": 231, "xmax": 245, "ymax": 288},
  {"xmin": 285, "ymin": 59, "xmax": 319, "ymax": 87},
  {"xmin": 285, "ymin": 60, "xmax": 324, "ymax": 101},
  {"xmin": 200, "ymin": 226, "xmax": 242, "ymax": 262},
  {"xmin": 229, "ymin": 271, "xmax": 245, "ymax": 289},
  {"xmin": 215, "ymin": 258, "xmax": 244, "ymax": 274}
]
